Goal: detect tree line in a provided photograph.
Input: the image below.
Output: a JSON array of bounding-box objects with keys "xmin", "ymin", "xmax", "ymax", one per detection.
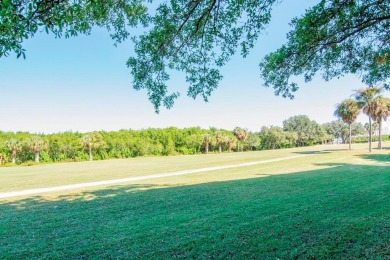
[{"xmin": 0, "ymin": 115, "xmax": 384, "ymax": 166}]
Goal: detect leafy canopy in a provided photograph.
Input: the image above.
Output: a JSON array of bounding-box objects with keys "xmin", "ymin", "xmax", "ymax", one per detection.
[
  {"xmin": 283, "ymin": 115, "xmax": 323, "ymax": 146},
  {"xmin": 260, "ymin": 0, "xmax": 390, "ymax": 99},
  {"xmin": 0, "ymin": 0, "xmax": 147, "ymax": 58},
  {"xmin": 131, "ymin": 0, "xmax": 389, "ymax": 111},
  {"xmin": 1, "ymin": 0, "xmax": 389, "ymax": 111},
  {"xmin": 127, "ymin": 0, "xmax": 276, "ymax": 111}
]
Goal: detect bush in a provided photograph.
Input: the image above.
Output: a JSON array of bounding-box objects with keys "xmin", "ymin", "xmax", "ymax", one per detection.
[
  {"xmin": 352, "ymin": 135, "xmax": 390, "ymax": 143},
  {"xmin": 177, "ymin": 146, "xmax": 191, "ymax": 155},
  {"xmin": 74, "ymin": 151, "xmax": 89, "ymax": 162},
  {"xmin": 39, "ymin": 151, "xmax": 52, "ymax": 163},
  {"xmin": 20, "ymin": 160, "xmax": 37, "ymax": 166}
]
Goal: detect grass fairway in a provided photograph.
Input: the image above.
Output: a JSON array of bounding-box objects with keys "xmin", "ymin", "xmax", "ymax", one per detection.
[{"xmin": 0, "ymin": 144, "xmax": 389, "ymax": 258}]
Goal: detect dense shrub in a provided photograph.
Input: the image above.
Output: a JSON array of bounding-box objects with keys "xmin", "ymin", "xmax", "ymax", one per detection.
[
  {"xmin": 352, "ymin": 135, "xmax": 390, "ymax": 143},
  {"xmin": 0, "ymin": 116, "xmax": 358, "ymax": 165}
]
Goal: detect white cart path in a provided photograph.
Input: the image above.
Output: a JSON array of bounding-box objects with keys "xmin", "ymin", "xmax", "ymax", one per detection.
[{"xmin": 0, "ymin": 154, "xmax": 313, "ymax": 199}]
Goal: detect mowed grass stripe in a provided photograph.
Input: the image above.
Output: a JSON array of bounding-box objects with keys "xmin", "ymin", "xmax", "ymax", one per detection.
[{"xmin": 0, "ymin": 154, "xmax": 312, "ymax": 199}]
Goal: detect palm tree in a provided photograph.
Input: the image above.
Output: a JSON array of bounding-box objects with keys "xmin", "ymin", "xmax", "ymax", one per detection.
[
  {"xmin": 80, "ymin": 132, "xmax": 106, "ymax": 161},
  {"xmin": 5, "ymin": 139, "xmax": 21, "ymax": 164},
  {"xmin": 354, "ymin": 87, "xmax": 382, "ymax": 152},
  {"xmin": 215, "ymin": 132, "xmax": 227, "ymax": 153},
  {"xmin": 226, "ymin": 136, "xmax": 237, "ymax": 152},
  {"xmin": 233, "ymin": 127, "xmax": 248, "ymax": 152},
  {"xmin": 27, "ymin": 137, "xmax": 46, "ymax": 163},
  {"xmin": 370, "ymin": 96, "xmax": 390, "ymax": 149},
  {"xmin": 202, "ymin": 134, "xmax": 213, "ymax": 154},
  {"xmin": 0, "ymin": 152, "xmax": 6, "ymax": 165},
  {"xmin": 334, "ymin": 99, "xmax": 360, "ymax": 150}
]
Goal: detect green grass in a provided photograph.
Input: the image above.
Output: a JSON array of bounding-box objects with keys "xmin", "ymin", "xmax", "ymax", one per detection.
[
  {"xmin": 0, "ymin": 144, "xmax": 339, "ymax": 193},
  {"xmin": 0, "ymin": 144, "xmax": 389, "ymax": 258}
]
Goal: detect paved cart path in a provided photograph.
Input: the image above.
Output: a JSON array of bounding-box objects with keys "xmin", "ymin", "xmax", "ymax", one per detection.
[{"xmin": 0, "ymin": 154, "xmax": 314, "ymax": 199}]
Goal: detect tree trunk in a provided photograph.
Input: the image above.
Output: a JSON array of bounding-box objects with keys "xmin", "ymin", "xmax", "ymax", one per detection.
[
  {"xmin": 205, "ymin": 142, "xmax": 209, "ymax": 154},
  {"xmin": 368, "ymin": 117, "xmax": 372, "ymax": 152},
  {"xmin": 89, "ymin": 146, "xmax": 93, "ymax": 161},
  {"xmin": 218, "ymin": 145, "xmax": 222, "ymax": 153},
  {"xmin": 34, "ymin": 151, "xmax": 39, "ymax": 163},
  {"xmin": 349, "ymin": 123, "xmax": 352, "ymax": 150},
  {"xmin": 12, "ymin": 150, "xmax": 16, "ymax": 164},
  {"xmin": 378, "ymin": 120, "xmax": 382, "ymax": 149}
]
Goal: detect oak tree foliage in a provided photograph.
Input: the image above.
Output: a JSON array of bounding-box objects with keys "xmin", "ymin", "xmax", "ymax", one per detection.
[
  {"xmin": 1, "ymin": 0, "xmax": 389, "ymax": 111},
  {"xmin": 260, "ymin": 0, "xmax": 390, "ymax": 99},
  {"xmin": 0, "ymin": 0, "xmax": 147, "ymax": 58},
  {"xmin": 127, "ymin": 0, "xmax": 276, "ymax": 111}
]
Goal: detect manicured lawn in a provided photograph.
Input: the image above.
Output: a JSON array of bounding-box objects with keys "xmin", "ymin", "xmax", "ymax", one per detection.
[
  {"xmin": 0, "ymin": 144, "xmax": 389, "ymax": 258},
  {"xmin": 0, "ymin": 144, "xmax": 348, "ymax": 193}
]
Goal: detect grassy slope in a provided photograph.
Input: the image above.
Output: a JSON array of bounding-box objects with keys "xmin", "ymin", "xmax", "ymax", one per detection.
[{"xmin": 0, "ymin": 144, "xmax": 389, "ymax": 258}]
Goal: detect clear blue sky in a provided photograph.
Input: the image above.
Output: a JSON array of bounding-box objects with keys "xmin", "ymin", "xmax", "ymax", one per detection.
[{"xmin": 1, "ymin": 1, "xmax": 388, "ymax": 133}]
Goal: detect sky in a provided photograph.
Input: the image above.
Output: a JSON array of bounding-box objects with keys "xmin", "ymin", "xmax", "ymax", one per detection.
[{"xmin": 1, "ymin": 1, "xmax": 389, "ymax": 134}]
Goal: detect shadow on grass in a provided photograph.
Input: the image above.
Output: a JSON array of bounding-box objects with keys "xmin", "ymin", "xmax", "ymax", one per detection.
[
  {"xmin": 0, "ymin": 163, "xmax": 389, "ymax": 259},
  {"xmin": 293, "ymin": 150, "xmax": 332, "ymax": 155},
  {"xmin": 355, "ymin": 153, "xmax": 390, "ymax": 163}
]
